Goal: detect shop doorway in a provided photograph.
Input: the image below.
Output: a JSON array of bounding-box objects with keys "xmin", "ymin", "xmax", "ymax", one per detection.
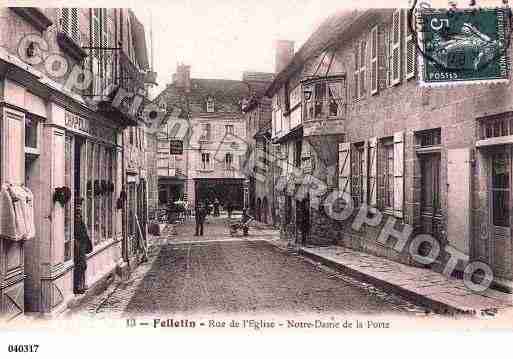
[
  {"xmin": 73, "ymin": 137, "xmax": 86, "ymax": 293},
  {"xmin": 138, "ymin": 179, "xmax": 147, "ymax": 245},
  {"xmin": 296, "ymin": 195, "xmax": 310, "ymax": 245},
  {"xmin": 419, "ymin": 153, "xmax": 442, "ymax": 240},
  {"xmin": 488, "ymin": 146, "xmax": 513, "ymax": 279},
  {"xmin": 256, "ymin": 198, "xmax": 262, "ymax": 221}
]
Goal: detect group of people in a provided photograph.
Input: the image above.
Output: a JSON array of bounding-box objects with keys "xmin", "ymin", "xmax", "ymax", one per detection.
[
  {"xmin": 193, "ymin": 199, "xmax": 236, "ymax": 236},
  {"xmin": 203, "ymin": 198, "xmax": 234, "ymax": 218}
]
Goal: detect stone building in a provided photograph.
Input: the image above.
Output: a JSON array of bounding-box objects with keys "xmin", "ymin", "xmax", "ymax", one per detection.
[
  {"xmin": 266, "ymin": 8, "xmax": 513, "ymax": 292},
  {"xmin": 0, "ymin": 7, "xmax": 153, "ymax": 318},
  {"xmin": 241, "ymin": 71, "xmax": 275, "ymax": 223},
  {"xmin": 155, "ymin": 65, "xmax": 250, "ymax": 209}
]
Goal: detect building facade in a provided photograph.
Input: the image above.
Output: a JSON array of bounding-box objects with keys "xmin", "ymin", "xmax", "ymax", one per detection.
[
  {"xmin": 0, "ymin": 7, "xmax": 152, "ymax": 318},
  {"xmin": 266, "ymin": 8, "xmax": 513, "ymax": 292},
  {"xmin": 241, "ymin": 71, "xmax": 275, "ymax": 223},
  {"xmin": 155, "ymin": 65, "xmax": 249, "ymax": 209}
]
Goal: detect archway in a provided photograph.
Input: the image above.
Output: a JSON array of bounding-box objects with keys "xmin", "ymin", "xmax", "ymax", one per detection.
[
  {"xmin": 262, "ymin": 197, "xmax": 269, "ymax": 224},
  {"xmin": 256, "ymin": 198, "xmax": 262, "ymax": 222}
]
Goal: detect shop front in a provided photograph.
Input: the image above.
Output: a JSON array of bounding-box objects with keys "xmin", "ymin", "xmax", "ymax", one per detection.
[{"xmin": 1, "ymin": 73, "xmax": 126, "ymax": 316}]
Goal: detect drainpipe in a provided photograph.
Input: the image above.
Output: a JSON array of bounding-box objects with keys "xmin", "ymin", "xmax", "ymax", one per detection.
[{"xmin": 121, "ymin": 129, "xmax": 129, "ymax": 266}]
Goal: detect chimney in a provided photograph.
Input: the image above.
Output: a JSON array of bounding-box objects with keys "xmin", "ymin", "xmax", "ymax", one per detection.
[
  {"xmin": 174, "ymin": 64, "xmax": 191, "ymax": 92},
  {"xmin": 274, "ymin": 40, "xmax": 294, "ymax": 74}
]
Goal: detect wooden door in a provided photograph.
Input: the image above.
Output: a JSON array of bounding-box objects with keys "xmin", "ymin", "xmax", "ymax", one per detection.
[
  {"xmin": 489, "ymin": 146, "xmax": 513, "ymax": 280},
  {"xmin": 420, "ymin": 153, "xmax": 442, "ymax": 240}
]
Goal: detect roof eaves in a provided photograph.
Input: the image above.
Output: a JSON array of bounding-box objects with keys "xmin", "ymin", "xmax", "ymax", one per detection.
[{"xmin": 265, "ymin": 9, "xmax": 378, "ymax": 98}]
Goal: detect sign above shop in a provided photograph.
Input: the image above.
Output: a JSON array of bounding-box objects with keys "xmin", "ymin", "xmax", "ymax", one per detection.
[
  {"xmin": 64, "ymin": 111, "xmax": 117, "ymax": 144},
  {"xmin": 169, "ymin": 140, "xmax": 183, "ymax": 155}
]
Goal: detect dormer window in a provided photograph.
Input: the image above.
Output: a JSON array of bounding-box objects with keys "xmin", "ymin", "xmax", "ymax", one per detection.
[{"xmin": 206, "ymin": 97, "xmax": 215, "ymax": 113}]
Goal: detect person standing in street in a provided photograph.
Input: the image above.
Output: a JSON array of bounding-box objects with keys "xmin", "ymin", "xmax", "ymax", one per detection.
[
  {"xmin": 195, "ymin": 202, "xmax": 207, "ymax": 236},
  {"xmin": 226, "ymin": 201, "xmax": 234, "ymax": 219},
  {"xmin": 73, "ymin": 199, "xmax": 92, "ymax": 294},
  {"xmin": 213, "ymin": 198, "xmax": 220, "ymax": 217}
]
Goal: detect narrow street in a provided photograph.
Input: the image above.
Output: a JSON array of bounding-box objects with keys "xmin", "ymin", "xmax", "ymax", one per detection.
[{"xmin": 76, "ymin": 216, "xmax": 427, "ymax": 317}]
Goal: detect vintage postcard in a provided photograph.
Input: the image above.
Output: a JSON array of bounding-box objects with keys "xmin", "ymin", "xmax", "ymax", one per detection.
[{"xmin": 1, "ymin": 0, "xmax": 513, "ymax": 357}]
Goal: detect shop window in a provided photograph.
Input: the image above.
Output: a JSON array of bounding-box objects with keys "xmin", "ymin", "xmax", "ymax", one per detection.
[
  {"xmin": 491, "ymin": 152, "xmax": 510, "ymax": 227},
  {"xmin": 351, "ymin": 143, "xmax": 365, "ymax": 207},
  {"xmin": 94, "ymin": 145, "xmax": 102, "ymax": 243},
  {"xmin": 87, "ymin": 142, "xmax": 94, "ymax": 235},
  {"xmin": 25, "ymin": 116, "xmax": 38, "ymax": 150},
  {"xmin": 64, "ymin": 135, "xmax": 73, "ymax": 262}
]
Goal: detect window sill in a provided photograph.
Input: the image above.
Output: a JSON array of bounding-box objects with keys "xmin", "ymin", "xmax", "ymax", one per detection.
[
  {"xmin": 197, "ymin": 169, "xmax": 214, "ymax": 173},
  {"xmin": 416, "ymin": 145, "xmax": 442, "ymax": 154}
]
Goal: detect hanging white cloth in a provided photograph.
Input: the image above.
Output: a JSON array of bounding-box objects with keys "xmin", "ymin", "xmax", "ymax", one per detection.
[
  {"xmin": 0, "ymin": 184, "xmax": 19, "ymax": 240},
  {"xmin": 21, "ymin": 186, "xmax": 36, "ymax": 240},
  {"xmin": 6, "ymin": 184, "xmax": 28, "ymax": 240}
]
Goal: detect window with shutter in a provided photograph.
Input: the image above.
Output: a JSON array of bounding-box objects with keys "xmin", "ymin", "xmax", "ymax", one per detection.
[
  {"xmin": 393, "ymin": 131, "xmax": 404, "ymax": 218},
  {"xmin": 404, "ymin": 9, "xmax": 416, "ymax": 80},
  {"xmin": 353, "ymin": 45, "xmax": 359, "ymax": 101},
  {"xmin": 378, "ymin": 138, "xmax": 394, "ymax": 211},
  {"xmin": 70, "ymin": 8, "xmax": 80, "ymax": 43},
  {"xmin": 359, "ymin": 40, "xmax": 366, "ymax": 98},
  {"xmin": 351, "ymin": 143, "xmax": 365, "ymax": 207},
  {"xmin": 338, "ymin": 142, "xmax": 351, "ymax": 194},
  {"xmin": 391, "ymin": 9, "xmax": 401, "ymax": 85},
  {"xmin": 368, "ymin": 137, "xmax": 377, "ymax": 207},
  {"xmin": 60, "ymin": 8, "xmax": 80, "ymax": 44},
  {"xmin": 61, "ymin": 8, "xmax": 70, "ymax": 35},
  {"xmin": 370, "ymin": 26, "xmax": 379, "ymax": 95},
  {"xmin": 92, "ymin": 9, "xmax": 100, "ymax": 58}
]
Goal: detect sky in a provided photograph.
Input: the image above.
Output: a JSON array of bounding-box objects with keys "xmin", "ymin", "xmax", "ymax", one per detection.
[
  {"xmin": 131, "ymin": 0, "xmax": 352, "ymax": 96},
  {"xmin": 5, "ymin": 0, "xmax": 507, "ymax": 98},
  {"xmin": 128, "ymin": 0, "xmax": 504, "ymax": 97}
]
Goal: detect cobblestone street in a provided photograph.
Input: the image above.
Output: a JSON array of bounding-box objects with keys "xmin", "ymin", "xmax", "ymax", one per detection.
[{"xmin": 73, "ymin": 216, "xmax": 429, "ymax": 318}]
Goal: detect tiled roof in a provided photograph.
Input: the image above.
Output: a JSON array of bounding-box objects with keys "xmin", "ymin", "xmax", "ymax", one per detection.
[
  {"xmin": 155, "ymin": 78, "xmax": 251, "ymax": 118},
  {"xmin": 266, "ymin": 9, "xmax": 388, "ymax": 96}
]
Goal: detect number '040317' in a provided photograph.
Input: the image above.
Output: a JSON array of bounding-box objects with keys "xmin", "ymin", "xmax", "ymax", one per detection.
[{"xmin": 7, "ymin": 344, "xmax": 39, "ymax": 353}]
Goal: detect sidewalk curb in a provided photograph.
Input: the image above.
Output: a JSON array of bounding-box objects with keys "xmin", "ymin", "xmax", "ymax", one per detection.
[{"xmin": 299, "ymin": 248, "xmax": 473, "ymax": 316}]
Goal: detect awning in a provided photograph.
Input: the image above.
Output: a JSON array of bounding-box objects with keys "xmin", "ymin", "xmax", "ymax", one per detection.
[{"xmin": 130, "ymin": 10, "xmax": 150, "ymax": 70}]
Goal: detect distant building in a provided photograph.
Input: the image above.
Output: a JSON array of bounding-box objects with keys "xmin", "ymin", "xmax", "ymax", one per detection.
[
  {"xmin": 241, "ymin": 71, "xmax": 275, "ymax": 223},
  {"xmin": 154, "ymin": 65, "xmax": 250, "ymax": 209}
]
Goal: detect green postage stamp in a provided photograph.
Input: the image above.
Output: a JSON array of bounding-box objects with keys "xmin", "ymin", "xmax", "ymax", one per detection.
[{"xmin": 418, "ymin": 7, "xmax": 510, "ymax": 86}]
